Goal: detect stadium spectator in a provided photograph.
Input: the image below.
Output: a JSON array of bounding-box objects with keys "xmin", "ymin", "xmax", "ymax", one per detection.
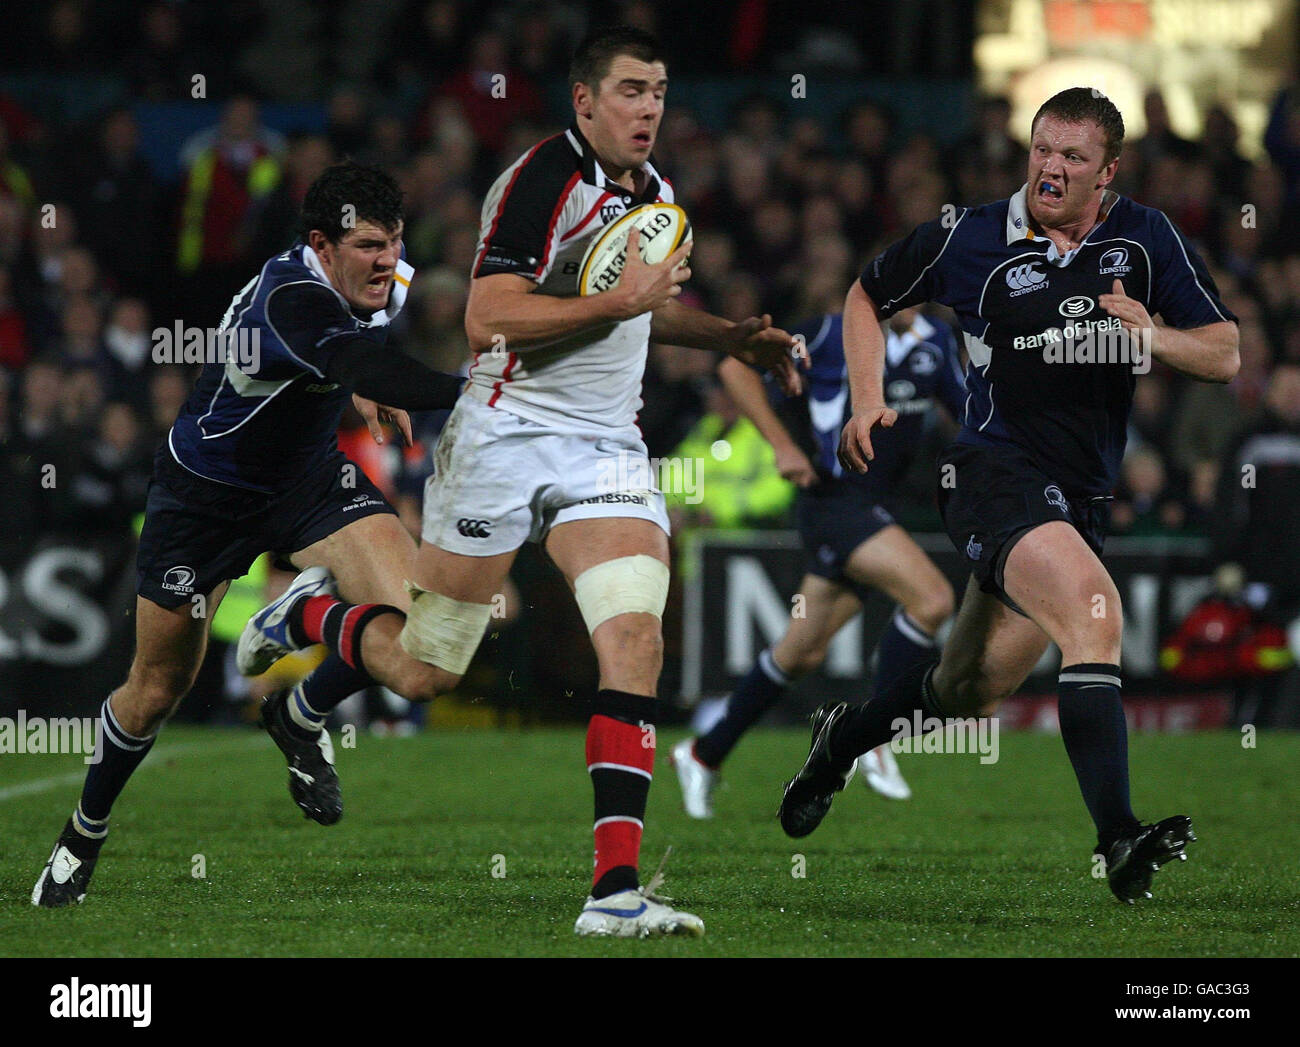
[
  {"xmin": 0, "ymin": 121, "xmax": 36, "ymax": 215},
  {"xmin": 0, "ymin": 264, "xmax": 33, "ymax": 370},
  {"xmin": 146, "ymin": 366, "xmax": 192, "ymax": 448},
  {"xmin": 61, "ymin": 108, "xmax": 161, "ymax": 301},
  {"xmin": 252, "ymin": 134, "xmax": 336, "ymax": 260},
  {"xmin": 1214, "ymin": 361, "xmax": 1300, "ymax": 725},
  {"xmin": 1215, "ymin": 362, "xmax": 1300, "ymax": 610},
  {"xmin": 405, "ymin": 266, "xmax": 470, "ymax": 373},
  {"xmin": 102, "ymin": 297, "xmax": 153, "ymax": 408},
  {"xmin": 387, "ymin": 0, "xmax": 472, "ymax": 94},
  {"xmin": 176, "ymin": 95, "xmax": 286, "ymax": 323},
  {"xmin": 666, "ymin": 380, "xmax": 794, "ymax": 531},
  {"xmin": 1264, "ymin": 82, "xmax": 1300, "ymax": 210},
  {"xmin": 1199, "ymin": 103, "xmax": 1251, "ymax": 202},
  {"xmin": 956, "ymin": 96, "xmax": 1022, "ymax": 201},
  {"xmin": 62, "ymin": 401, "xmax": 152, "ymax": 533},
  {"xmin": 1131, "ymin": 88, "xmax": 1198, "ymax": 192},
  {"xmin": 119, "ymin": 1, "xmax": 205, "ymax": 102},
  {"xmin": 426, "ymin": 29, "xmax": 544, "ymax": 159},
  {"xmin": 1111, "ymin": 445, "xmax": 1183, "ymax": 536},
  {"xmin": 326, "ymin": 87, "xmax": 373, "ymax": 159}
]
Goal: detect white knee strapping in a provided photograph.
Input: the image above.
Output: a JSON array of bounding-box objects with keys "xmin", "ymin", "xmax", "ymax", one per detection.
[
  {"xmin": 398, "ymin": 581, "xmax": 492, "ymax": 676},
  {"xmin": 572, "ymin": 555, "xmax": 670, "ymax": 634}
]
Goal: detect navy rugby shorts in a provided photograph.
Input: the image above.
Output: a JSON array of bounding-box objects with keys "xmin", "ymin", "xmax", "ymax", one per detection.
[
  {"xmin": 136, "ymin": 447, "xmax": 394, "ymax": 609},
  {"xmin": 795, "ymin": 480, "xmax": 898, "ymax": 601},
  {"xmin": 937, "ymin": 440, "xmax": 1109, "ymax": 616}
]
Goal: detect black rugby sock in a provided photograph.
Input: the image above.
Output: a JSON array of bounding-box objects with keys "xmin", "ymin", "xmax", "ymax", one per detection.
[
  {"xmin": 695, "ymin": 648, "xmax": 789, "ymax": 768},
  {"xmin": 832, "ymin": 657, "xmax": 945, "ymax": 770},
  {"xmin": 1057, "ymin": 663, "xmax": 1141, "ymax": 848},
  {"xmin": 77, "ymin": 696, "xmax": 157, "ymax": 827},
  {"xmin": 873, "ymin": 609, "xmax": 938, "ymax": 700}
]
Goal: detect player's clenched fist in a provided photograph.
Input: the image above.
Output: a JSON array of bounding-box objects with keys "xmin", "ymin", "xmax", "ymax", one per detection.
[
  {"xmin": 608, "ymin": 226, "xmax": 693, "ymax": 319},
  {"xmin": 838, "ymin": 406, "xmax": 898, "ymax": 473}
]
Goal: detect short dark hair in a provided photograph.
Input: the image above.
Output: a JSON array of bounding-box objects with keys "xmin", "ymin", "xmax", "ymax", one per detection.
[
  {"xmin": 1032, "ymin": 87, "xmax": 1126, "ymax": 162},
  {"xmin": 298, "ymin": 162, "xmax": 403, "ymax": 244},
  {"xmin": 568, "ymin": 25, "xmax": 665, "ymax": 92}
]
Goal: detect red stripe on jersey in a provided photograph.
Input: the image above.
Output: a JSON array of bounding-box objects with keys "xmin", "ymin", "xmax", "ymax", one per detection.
[
  {"xmin": 487, "ymin": 351, "xmax": 519, "ymax": 407},
  {"xmin": 472, "ymin": 133, "xmax": 561, "ymax": 278},
  {"xmin": 561, "ymin": 190, "xmax": 615, "ymax": 242},
  {"xmin": 536, "ymin": 171, "xmax": 582, "ymax": 276}
]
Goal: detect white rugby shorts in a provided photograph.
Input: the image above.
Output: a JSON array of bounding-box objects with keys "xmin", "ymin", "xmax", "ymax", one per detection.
[{"xmin": 422, "ymin": 395, "xmax": 671, "ymax": 555}]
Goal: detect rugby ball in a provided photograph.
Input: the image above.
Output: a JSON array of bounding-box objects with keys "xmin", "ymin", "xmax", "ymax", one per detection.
[{"xmin": 578, "ymin": 203, "xmax": 692, "ymax": 296}]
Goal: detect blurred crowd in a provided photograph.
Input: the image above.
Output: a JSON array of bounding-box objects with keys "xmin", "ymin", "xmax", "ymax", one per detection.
[{"xmin": 1, "ymin": 0, "xmax": 1298, "ymax": 607}]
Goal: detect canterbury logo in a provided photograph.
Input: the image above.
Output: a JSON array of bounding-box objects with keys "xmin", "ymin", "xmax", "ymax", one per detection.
[
  {"xmin": 1005, "ymin": 263, "xmax": 1046, "ymax": 291},
  {"xmin": 456, "ymin": 518, "xmax": 492, "ymax": 538},
  {"xmin": 1044, "ymin": 485, "xmax": 1070, "ymax": 513}
]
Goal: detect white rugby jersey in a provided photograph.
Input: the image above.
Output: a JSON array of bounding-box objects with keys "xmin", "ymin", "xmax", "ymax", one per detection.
[{"xmin": 468, "ymin": 122, "xmax": 675, "ymax": 431}]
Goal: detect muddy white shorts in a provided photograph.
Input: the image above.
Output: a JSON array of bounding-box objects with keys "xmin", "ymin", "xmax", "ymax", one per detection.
[{"xmin": 421, "ymin": 395, "xmax": 671, "ymax": 556}]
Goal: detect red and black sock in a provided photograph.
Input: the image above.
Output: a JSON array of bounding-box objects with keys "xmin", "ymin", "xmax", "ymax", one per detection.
[
  {"xmin": 586, "ymin": 688, "xmax": 658, "ymax": 900},
  {"xmin": 288, "ymin": 596, "xmax": 403, "ymax": 675}
]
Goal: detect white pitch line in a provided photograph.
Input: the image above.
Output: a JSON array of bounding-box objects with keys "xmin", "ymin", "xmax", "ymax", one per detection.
[{"xmin": 0, "ymin": 735, "xmax": 268, "ymax": 803}]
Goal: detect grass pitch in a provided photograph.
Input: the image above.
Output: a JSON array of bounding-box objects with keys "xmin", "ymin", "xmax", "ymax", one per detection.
[{"xmin": 1, "ymin": 726, "xmax": 1297, "ymax": 957}]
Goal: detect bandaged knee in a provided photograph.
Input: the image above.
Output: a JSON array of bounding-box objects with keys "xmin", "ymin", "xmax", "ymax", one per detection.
[
  {"xmin": 572, "ymin": 555, "xmax": 670, "ymax": 635},
  {"xmin": 398, "ymin": 581, "xmax": 492, "ymax": 676}
]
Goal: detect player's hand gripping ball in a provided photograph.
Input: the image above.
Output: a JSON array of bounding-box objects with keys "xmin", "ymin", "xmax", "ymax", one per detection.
[{"xmin": 578, "ymin": 203, "xmax": 692, "ymax": 296}]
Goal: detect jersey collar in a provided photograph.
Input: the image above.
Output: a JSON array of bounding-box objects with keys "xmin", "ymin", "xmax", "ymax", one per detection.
[
  {"xmin": 565, "ymin": 122, "xmax": 662, "ymax": 203},
  {"xmin": 1005, "ymin": 183, "xmax": 1119, "ymax": 263}
]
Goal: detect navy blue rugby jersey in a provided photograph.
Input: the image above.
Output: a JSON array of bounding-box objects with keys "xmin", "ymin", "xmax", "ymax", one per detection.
[
  {"xmin": 858, "ymin": 185, "xmax": 1236, "ymax": 496},
  {"xmin": 766, "ymin": 312, "xmax": 966, "ymax": 494},
  {"xmin": 168, "ymin": 243, "xmax": 414, "ymax": 493}
]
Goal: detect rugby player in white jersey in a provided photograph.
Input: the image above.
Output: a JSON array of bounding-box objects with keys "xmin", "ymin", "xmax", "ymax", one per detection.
[{"xmin": 239, "ymin": 25, "xmax": 802, "ymax": 937}]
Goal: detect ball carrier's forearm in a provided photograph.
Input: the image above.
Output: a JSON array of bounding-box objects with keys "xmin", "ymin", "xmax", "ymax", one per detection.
[
  {"xmin": 465, "ymin": 228, "xmax": 692, "ymax": 353},
  {"xmin": 465, "ymin": 272, "xmax": 629, "ymax": 352},
  {"xmin": 650, "ymin": 298, "xmax": 740, "ymax": 350}
]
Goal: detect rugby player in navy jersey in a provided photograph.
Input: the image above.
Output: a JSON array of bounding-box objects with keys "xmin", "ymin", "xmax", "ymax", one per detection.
[
  {"xmin": 778, "ymin": 88, "xmax": 1239, "ymax": 903},
  {"xmin": 673, "ymin": 307, "xmax": 965, "ymax": 816},
  {"xmin": 33, "ymin": 163, "xmax": 465, "ymax": 907}
]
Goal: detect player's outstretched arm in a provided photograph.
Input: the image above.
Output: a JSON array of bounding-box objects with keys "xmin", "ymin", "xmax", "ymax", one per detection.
[
  {"xmin": 465, "ymin": 229, "xmax": 691, "ymax": 352},
  {"xmin": 838, "ymin": 281, "xmax": 898, "ymax": 473},
  {"xmin": 650, "ymin": 300, "xmax": 804, "ymax": 396},
  {"xmin": 1098, "ymin": 279, "xmax": 1239, "ymax": 383},
  {"xmin": 323, "ymin": 340, "xmax": 464, "ymax": 411},
  {"xmin": 717, "ymin": 355, "xmax": 817, "ymax": 487}
]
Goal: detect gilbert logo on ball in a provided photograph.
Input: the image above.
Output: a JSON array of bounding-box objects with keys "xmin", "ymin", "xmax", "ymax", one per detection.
[{"xmin": 578, "ymin": 203, "xmax": 692, "ymax": 296}]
